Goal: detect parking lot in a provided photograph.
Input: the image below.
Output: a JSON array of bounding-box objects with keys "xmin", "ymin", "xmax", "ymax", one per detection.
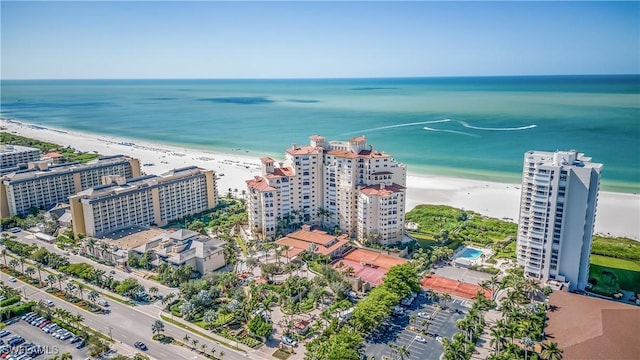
[
  {"xmin": 1, "ymin": 316, "xmax": 90, "ymax": 359},
  {"xmin": 364, "ymin": 292, "xmax": 470, "ymax": 360}
]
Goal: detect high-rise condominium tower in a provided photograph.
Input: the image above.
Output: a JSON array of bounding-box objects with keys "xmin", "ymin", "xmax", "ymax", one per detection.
[{"xmin": 517, "ymin": 150, "xmax": 602, "ymax": 291}]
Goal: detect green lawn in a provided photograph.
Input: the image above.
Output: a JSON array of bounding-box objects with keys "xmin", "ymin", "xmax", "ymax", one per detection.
[{"xmin": 589, "ymin": 255, "xmax": 640, "ymax": 293}]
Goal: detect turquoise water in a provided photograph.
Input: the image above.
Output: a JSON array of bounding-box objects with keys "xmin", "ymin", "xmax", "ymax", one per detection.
[
  {"xmin": 1, "ymin": 75, "xmax": 639, "ymax": 193},
  {"xmin": 458, "ymin": 247, "xmax": 483, "ymax": 261}
]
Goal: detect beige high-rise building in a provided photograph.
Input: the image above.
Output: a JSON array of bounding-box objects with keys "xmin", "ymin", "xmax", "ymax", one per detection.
[
  {"xmin": 0, "ymin": 144, "xmax": 41, "ymax": 169},
  {"xmin": 70, "ymin": 166, "xmax": 217, "ymax": 236},
  {"xmin": 0, "ymin": 155, "xmax": 140, "ymax": 218},
  {"xmin": 246, "ymin": 135, "xmax": 406, "ymax": 244},
  {"xmin": 516, "ymin": 150, "xmax": 602, "ymax": 291}
]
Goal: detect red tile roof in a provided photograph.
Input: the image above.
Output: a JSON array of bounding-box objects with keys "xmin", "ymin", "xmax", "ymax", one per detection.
[
  {"xmin": 286, "ymin": 146, "xmax": 322, "ymax": 156},
  {"xmin": 273, "ymin": 167, "xmax": 295, "ymax": 177},
  {"xmin": 326, "ymin": 149, "xmax": 359, "ymax": 159},
  {"xmin": 246, "ymin": 176, "xmax": 277, "ymax": 192},
  {"xmin": 309, "ymin": 135, "xmax": 325, "ymax": 141},
  {"xmin": 260, "ymin": 157, "xmax": 274, "ymax": 163},
  {"xmin": 349, "ymin": 136, "xmax": 367, "ymax": 143},
  {"xmin": 341, "ymin": 248, "xmax": 407, "ymax": 270},
  {"xmin": 545, "ymin": 291, "xmax": 640, "ymax": 360},
  {"xmin": 359, "ymin": 183, "xmax": 405, "ymax": 197},
  {"xmin": 358, "ymin": 150, "xmax": 390, "ymax": 158},
  {"xmin": 276, "ymin": 229, "xmax": 350, "ymax": 257}
]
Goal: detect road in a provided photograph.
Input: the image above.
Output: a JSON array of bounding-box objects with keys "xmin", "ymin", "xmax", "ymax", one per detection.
[{"xmin": 2, "ymin": 231, "xmax": 265, "ymax": 360}]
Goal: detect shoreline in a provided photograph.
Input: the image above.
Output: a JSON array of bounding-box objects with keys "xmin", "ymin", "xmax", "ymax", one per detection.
[{"xmin": 2, "ymin": 118, "xmax": 639, "ymax": 240}]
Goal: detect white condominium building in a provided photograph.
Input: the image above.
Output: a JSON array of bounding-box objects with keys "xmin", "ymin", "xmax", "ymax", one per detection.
[
  {"xmin": 70, "ymin": 166, "xmax": 217, "ymax": 236},
  {"xmin": 0, "ymin": 144, "xmax": 41, "ymax": 169},
  {"xmin": 246, "ymin": 135, "xmax": 406, "ymax": 244},
  {"xmin": 0, "ymin": 155, "xmax": 140, "ymax": 218},
  {"xmin": 516, "ymin": 150, "xmax": 602, "ymax": 291}
]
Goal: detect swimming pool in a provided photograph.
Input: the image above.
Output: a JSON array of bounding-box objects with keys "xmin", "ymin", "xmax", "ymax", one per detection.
[{"xmin": 458, "ymin": 247, "xmax": 483, "ymax": 260}]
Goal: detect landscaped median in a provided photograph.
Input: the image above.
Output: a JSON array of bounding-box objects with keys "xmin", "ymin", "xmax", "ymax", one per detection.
[{"xmin": 159, "ymin": 312, "xmax": 249, "ymax": 353}]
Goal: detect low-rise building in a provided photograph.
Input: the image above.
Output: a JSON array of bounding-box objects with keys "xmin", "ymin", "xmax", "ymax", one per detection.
[
  {"xmin": 88, "ymin": 226, "xmax": 226, "ymax": 275},
  {"xmin": 275, "ymin": 225, "xmax": 350, "ymax": 261},
  {"xmin": 334, "ymin": 247, "xmax": 408, "ymax": 292}
]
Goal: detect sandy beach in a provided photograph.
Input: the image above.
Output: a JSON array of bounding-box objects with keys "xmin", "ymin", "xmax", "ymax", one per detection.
[{"xmin": 3, "ymin": 118, "xmax": 639, "ymax": 240}]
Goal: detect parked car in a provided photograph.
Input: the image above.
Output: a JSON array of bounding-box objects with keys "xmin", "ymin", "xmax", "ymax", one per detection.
[
  {"xmin": 45, "ymin": 300, "xmax": 54, "ymax": 307},
  {"xmin": 415, "ymin": 335, "xmax": 427, "ymax": 343},
  {"xmin": 7, "ymin": 277, "xmax": 16, "ymax": 283},
  {"xmin": 98, "ymin": 299, "xmax": 109, "ymax": 307},
  {"xmin": 134, "ymin": 342, "xmax": 147, "ymax": 351},
  {"xmin": 0, "ymin": 331, "xmax": 10, "ymax": 338},
  {"xmin": 75, "ymin": 340, "xmax": 86, "ymax": 349},
  {"xmin": 417, "ymin": 312, "xmax": 431, "ymax": 319}
]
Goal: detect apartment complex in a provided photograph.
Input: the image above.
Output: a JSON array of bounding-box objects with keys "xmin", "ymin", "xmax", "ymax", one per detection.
[
  {"xmin": 0, "ymin": 155, "xmax": 140, "ymax": 218},
  {"xmin": 70, "ymin": 166, "xmax": 217, "ymax": 236},
  {"xmin": 246, "ymin": 135, "xmax": 406, "ymax": 244},
  {"xmin": 516, "ymin": 150, "xmax": 602, "ymax": 291},
  {"xmin": 0, "ymin": 144, "xmax": 41, "ymax": 169}
]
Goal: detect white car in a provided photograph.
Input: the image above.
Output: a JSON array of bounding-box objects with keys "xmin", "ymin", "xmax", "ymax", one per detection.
[
  {"xmin": 415, "ymin": 335, "xmax": 427, "ymax": 343},
  {"xmin": 45, "ymin": 299, "xmax": 55, "ymax": 307},
  {"xmin": 8, "ymin": 277, "xmax": 17, "ymax": 282},
  {"xmin": 436, "ymin": 336, "xmax": 443, "ymax": 343},
  {"xmin": 417, "ymin": 312, "xmax": 431, "ymax": 319}
]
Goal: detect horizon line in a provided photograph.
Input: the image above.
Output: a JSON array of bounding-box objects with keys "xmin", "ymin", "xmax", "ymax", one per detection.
[{"xmin": 2, "ymin": 73, "xmax": 639, "ymax": 81}]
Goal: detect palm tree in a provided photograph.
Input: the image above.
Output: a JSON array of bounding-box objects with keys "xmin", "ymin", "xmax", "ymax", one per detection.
[
  {"xmin": 77, "ymin": 283, "xmax": 85, "ymax": 301},
  {"xmin": 72, "ymin": 313, "xmax": 84, "ymax": 328},
  {"xmin": 65, "ymin": 282, "xmax": 76, "ymax": 296},
  {"xmin": 99, "ymin": 242, "xmax": 110, "ymax": 262},
  {"xmin": 46, "ymin": 274, "xmax": 57, "ymax": 289},
  {"xmin": 35, "ymin": 263, "xmax": 44, "ymax": 285},
  {"xmin": 219, "ymin": 351, "xmax": 225, "ymax": 359},
  {"xmin": 191, "ymin": 339, "xmax": 199, "ymax": 350},
  {"xmin": 441, "ymin": 293, "xmax": 452, "ymax": 309},
  {"xmin": 151, "ymin": 320, "xmax": 165, "ymax": 335},
  {"xmin": 1, "ymin": 249, "xmax": 7, "ymax": 268},
  {"xmin": 93, "ymin": 269, "xmax": 105, "ymax": 288},
  {"xmin": 490, "ymin": 327, "xmax": 505, "ymax": 355},
  {"xmin": 162, "ymin": 292, "xmax": 176, "ymax": 307},
  {"xmin": 86, "ymin": 238, "xmax": 96, "ymax": 256},
  {"xmin": 148, "ymin": 286, "xmax": 159, "ymax": 298},
  {"xmin": 210, "ymin": 348, "xmax": 216, "ymax": 359},
  {"xmin": 396, "ymin": 344, "xmax": 410, "ymax": 360},
  {"xmin": 183, "ymin": 334, "xmax": 190, "ymax": 344},
  {"xmin": 25, "ymin": 266, "xmax": 36, "ymax": 279},
  {"xmin": 8, "ymin": 259, "xmax": 18, "ymax": 272},
  {"xmin": 540, "ymin": 341, "xmax": 564, "ymax": 360},
  {"xmin": 88, "ymin": 290, "xmax": 99, "ymax": 304},
  {"xmin": 57, "ymin": 274, "xmax": 67, "ymax": 291},
  {"xmin": 18, "ymin": 256, "xmax": 26, "ymax": 273},
  {"xmin": 200, "ymin": 343, "xmax": 207, "ymax": 354},
  {"xmin": 307, "ymin": 242, "xmax": 318, "ymax": 260},
  {"xmin": 520, "ymin": 337, "xmax": 535, "ymax": 360}
]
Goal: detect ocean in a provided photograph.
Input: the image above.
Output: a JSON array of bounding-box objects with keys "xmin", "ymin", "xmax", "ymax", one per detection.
[{"xmin": 1, "ymin": 75, "xmax": 639, "ymax": 193}]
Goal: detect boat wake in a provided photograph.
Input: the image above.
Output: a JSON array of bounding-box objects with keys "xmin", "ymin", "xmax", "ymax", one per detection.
[
  {"xmin": 345, "ymin": 118, "xmax": 536, "ymax": 138},
  {"xmin": 345, "ymin": 119, "xmax": 451, "ymax": 135},
  {"xmin": 423, "ymin": 126, "xmax": 479, "ymax": 137},
  {"xmin": 457, "ymin": 121, "xmax": 537, "ymax": 131}
]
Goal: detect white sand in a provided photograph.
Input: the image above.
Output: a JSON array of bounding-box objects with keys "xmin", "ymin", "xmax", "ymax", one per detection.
[{"xmin": 3, "ymin": 118, "xmax": 639, "ymax": 240}]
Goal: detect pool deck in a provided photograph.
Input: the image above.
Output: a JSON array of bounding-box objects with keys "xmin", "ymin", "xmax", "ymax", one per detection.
[{"xmin": 452, "ymin": 245, "xmax": 494, "ymax": 267}]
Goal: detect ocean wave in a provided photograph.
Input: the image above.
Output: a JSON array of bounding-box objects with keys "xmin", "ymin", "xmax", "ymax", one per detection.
[
  {"xmin": 457, "ymin": 121, "xmax": 537, "ymax": 131},
  {"xmin": 345, "ymin": 119, "xmax": 451, "ymax": 135},
  {"xmin": 423, "ymin": 126, "xmax": 480, "ymax": 137}
]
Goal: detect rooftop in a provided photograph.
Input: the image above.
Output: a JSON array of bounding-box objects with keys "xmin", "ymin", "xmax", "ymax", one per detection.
[
  {"xmin": 545, "ymin": 291, "xmax": 640, "ymax": 359},
  {"xmin": 0, "ymin": 144, "xmax": 40, "ymax": 154},
  {"xmin": 285, "ymin": 145, "xmax": 322, "ymax": 156},
  {"xmin": 359, "ymin": 183, "xmax": 406, "ymax": 197},
  {"xmin": 246, "ymin": 176, "xmax": 277, "ymax": 192},
  {"xmin": 342, "ymin": 248, "xmax": 408, "ymax": 270},
  {"xmin": 96, "ymin": 225, "xmax": 165, "ymax": 249},
  {"xmin": 276, "ymin": 228, "xmax": 350, "ymax": 257},
  {"xmin": 2, "ymin": 155, "xmax": 134, "ymax": 183}
]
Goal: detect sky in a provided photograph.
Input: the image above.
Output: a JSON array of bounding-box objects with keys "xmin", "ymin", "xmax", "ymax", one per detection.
[{"xmin": 1, "ymin": 1, "xmax": 639, "ymax": 79}]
